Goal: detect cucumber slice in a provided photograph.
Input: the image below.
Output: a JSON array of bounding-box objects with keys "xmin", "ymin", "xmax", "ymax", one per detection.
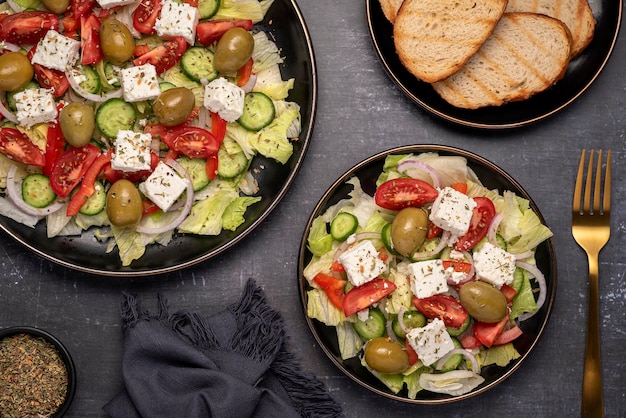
[
  {"xmin": 95, "ymin": 98, "xmax": 137, "ymax": 138},
  {"xmin": 217, "ymin": 146, "xmax": 248, "ymax": 178},
  {"xmin": 446, "ymin": 315, "xmax": 470, "ymax": 337},
  {"xmin": 392, "ymin": 310, "xmax": 426, "ymax": 339},
  {"xmin": 103, "ymin": 62, "xmax": 121, "ymax": 88},
  {"xmin": 197, "ymin": 0, "xmax": 220, "ymax": 19},
  {"xmin": 78, "ymin": 65, "xmax": 101, "ymax": 94},
  {"xmin": 177, "ymin": 156, "xmax": 210, "ymax": 191},
  {"xmin": 437, "ymin": 337, "xmax": 463, "ymax": 371},
  {"xmin": 238, "ymin": 92, "xmax": 275, "ymax": 131},
  {"xmin": 78, "ymin": 180, "xmax": 106, "ymax": 215},
  {"xmin": 381, "ymin": 223, "xmax": 399, "ymax": 255},
  {"xmin": 330, "ymin": 212, "xmax": 358, "ymax": 241},
  {"xmin": 159, "ymin": 81, "xmax": 176, "ymax": 92},
  {"xmin": 180, "ymin": 47, "xmax": 218, "ymax": 82},
  {"xmin": 22, "ymin": 174, "xmax": 57, "ymax": 208},
  {"xmin": 353, "ymin": 308, "xmax": 386, "ymax": 340}
]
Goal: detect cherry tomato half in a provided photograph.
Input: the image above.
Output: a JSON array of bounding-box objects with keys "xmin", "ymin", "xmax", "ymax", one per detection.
[
  {"xmin": 133, "ymin": 36, "xmax": 186, "ymax": 74},
  {"xmin": 454, "ymin": 196, "xmax": 496, "ymax": 251},
  {"xmin": 132, "ymin": 0, "xmax": 162, "ymax": 34},
  {"xmin": 0, "ymin": 128, "xmax": 45, "ymax": 167},
  {"xmin": 343, "ymin": 278, "xmax": 396, "ymax": 317},
  {"xmin": 412, "ymin": 294, "xmax": 468, "ymax": 329},
  {"xmin": 0, "ymin": 11, "xmax": 58, "ymax": 45},
  {"xmin": 374, "ymin": 178, "xmax": 438, "ymax": 211},
  {"xmin": 49, "ymin": 144, "xmax": 100, "ymax": 198}
]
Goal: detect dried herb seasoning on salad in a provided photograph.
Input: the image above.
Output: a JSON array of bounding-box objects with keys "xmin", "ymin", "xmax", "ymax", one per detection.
[
  {"xmin": 304, "ymin": 152, "xmax": 553, "ymax": 398},
  {"xmin": 0, "ymin": 0, "xmax": 301, "ymax": 266},
  {"xmin": 0, "ymin": 333, "xmax": 68, "ymax": 417}
]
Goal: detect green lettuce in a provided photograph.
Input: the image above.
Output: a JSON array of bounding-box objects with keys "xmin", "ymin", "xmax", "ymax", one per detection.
[
  {"xmin": 214, "ymin": 0, "xmax": 269, "ymax": 23},
  {"xmin": 307, "ymin": 216, "xmax": 333, "ymax": 257},
  {"xmin": 250, "ymin": 109, "xmax": 297, "ymax": 163},
  {"xmin": 478, "ymin": 343, "xmax": 521, "ymax": 367},
  {"xmin": 306, "ymin": 289, "xmax": 345, "ymax": 327},
  {"xmin": 510, "ymin": 268, "xmax": 538, "ymax": 320},
  {"xmin": 336, "ymin": 321, "xmax": 362, "ymax": 360},
  {"xmin": 178, "ymin": 188, "xmax": 238, "ymax": 235},
  {"xmin": 222, "ymin": 196, "xmax": 261, "ymax": 231}
]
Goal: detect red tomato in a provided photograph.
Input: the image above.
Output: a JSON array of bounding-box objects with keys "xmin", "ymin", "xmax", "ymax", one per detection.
[
  {"xmin": 103, "ymin": 151, "xmax": 158, "ymax": 183},
  {"xmin": 343, "ymin": 278, "xmax": 396, "ymax": 317},
  {"xmin": 205, "ymin": 154, "xmax": 218, "ymax": 181},
  {"xmin": 500, "ymin": 284, "xmax": 517, "ymax": 303},
  {"xmin": 80, "ymin": 14, "xmax": 102, "ymax": 65},
  {"xmin": 236, "ymin": 57, "xmax": 254, "ymax": 87},
  {"xmin": 210, "ymin": 111, "xmax": 227, "ymax": 142},
  {"xmin": 195, "ymin": 19, "xmax": 253, "ymax": 46},
  {"xmin": 43, "ymin": 121, "xmax": 65, "ymax": 176},
  {"xmin": 71, "ymin": 0, "xmax": 96, "ymax": 20},
  {"xmin": 451, "ymin": 182, "xmax": 468, "ymax": 194},
  {"xmin": 454, "ymin": 196, "xmax": 496, "ymax": 251},
  {"xmin": 374, "ymin": 178, "xmax": 438, "ymax": 211},
  {"xmin": 313, "ymin": 273, "xmax": 346, "ymax": 311},
  {"xmin": 27, "ymin": 46, "xmax": 70, "ymax": 97},
  {"xmin": 460, "ymin": 334, "xmax": 482, "ymax": 349},
  {"xmin": 142, "ymin": 200, "xmax": 160, "ymax": 216},
  {"xmin": 441, "ymin": 259, "xmax": 473, "ymax": 274},
  {"xmin": 49, "ymin": 144, "xmax": 99, "ymax": 198},
  {"xmin": 405, "ymin": 338, "xmax": 419, "ymax": 365},
  {"xmin": 493, "ymin": 324, "xmax": 523, "ymax": 345},
  {"xmin": 0, "ymin": 11, "xmax": 58, "ymax": 44},
  {"xmin": 0, "ymin": 128, "xmax": 45, "ymax": 167},
  {"xmin": 66, "ymin": 150, "xmax": 111, "ymax": 216},
  {"xmin": 426, "ymin": 221, "xmax": 443, "ymax": 239},
  {"xmin": 171, "ymin": 127, "xmax": 220, "ymax": 159},
  {"xmin": 133, "ymin": 44, "xmax": 151, "ymax": 57},
  {"xmin": 132, "ymin": 0, "xmax": 162, "ymax": 34},
  {"xmin": 62, "ymin": 15, "xmax": 80, "ymax": 33},
  {"xmin": 133, "ymin": 36, "xmax": 186, "ymax": 74},
  {"xmin": 474, "ymin": 315, "xmax": 509, "ymax": 347},
  {"xmin": 412, "ymin": 294, "xmax": 468, "ymax": 329}
]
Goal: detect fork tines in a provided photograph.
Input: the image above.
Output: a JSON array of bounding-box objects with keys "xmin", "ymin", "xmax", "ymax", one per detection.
[{"xmin": 574, "ymin": 149, "xmax": 611, "ymax": 216}]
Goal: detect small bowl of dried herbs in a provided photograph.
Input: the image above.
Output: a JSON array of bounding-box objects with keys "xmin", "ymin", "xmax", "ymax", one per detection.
[{"xmin": 0, "ymin": 326, "xmax": 76, "ymax": 417}]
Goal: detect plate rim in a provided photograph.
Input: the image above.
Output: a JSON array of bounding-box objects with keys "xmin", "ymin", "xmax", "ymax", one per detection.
[
  {"xmin": 365, "ymin": 0, "xmax": 623, "ymax": 129},
  {"xmin": 298, "ymin": 144, "xmax": 558, "ymax": 404}
]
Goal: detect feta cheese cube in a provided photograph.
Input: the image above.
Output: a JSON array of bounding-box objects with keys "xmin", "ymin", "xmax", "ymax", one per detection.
[
  {"xmin": 111, "ymin": 130, "xmax": 152, "ymax": 172},
  {"xmin": 13, "ymin": 88, "xmax": 58, "ymax": 127},
  {"xmin": 408, "ymin": 259, "xmax": 449, "ymax": 298},
  {"xmin": 120, "ymin": 64, "xmax": 161, "ymax": 102},
  {"xmin": 472, "ymin": 242, "xmax": 516, "ymax": 288},
  {"xmin": 429, "ymin": 187, "xmax": 477, "ymax": 240},
  {"xmin": 154, "ymin": 0, "xmax": 199, "ymax": 45},
  {"xmin": 337, "ymin": 240, "xmax": 387, "ymax": 287},
  {"xmin": 139, "ymin": 161, "xmax": 188, "ymax": 212},
  {"xmin": 203, "ymin": 77, "xmax": 245, "ymax": 122},
  {"xmin": 31, "ymin": 30, "xmax": 80, "ymax": 72},
  {"xmin": 406, "ymin": 318, "xmax": 455, "ymax": 366},
  {"xmin": 96, "ymin": 0, "xmax": 135, "ymax": 9}
]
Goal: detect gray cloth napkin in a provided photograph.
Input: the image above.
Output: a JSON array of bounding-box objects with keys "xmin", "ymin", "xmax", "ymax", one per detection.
[{"xmin": 103, "ymin": 279, "xmax": 344, "ymax": 418}]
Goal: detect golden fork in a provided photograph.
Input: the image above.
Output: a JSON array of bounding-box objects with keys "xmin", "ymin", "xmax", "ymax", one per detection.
[{"xmin": 572, "ymin": 149, "xmax": 611, "ymax": 418}]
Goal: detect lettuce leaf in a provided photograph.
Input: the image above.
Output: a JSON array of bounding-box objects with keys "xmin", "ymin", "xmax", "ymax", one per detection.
[
  {"xmin": 222, "ymin": 196, "xmax": 261, "ymax": 231},
  {"xmin": 478, "ymin": 343, "xmax": 521, "ymax": 367},
  {"xmin": 306, "ymin": 289, "xmax": 345, "ymax": 327},
  {"xmin": 307, "ymin": 216, "xmax": 333, "ymax": 257},
  {"xmin": 214, "ymin": 0, "xmax": 267, "ymax": 23},
  {"xmin": 178, "ymin": 188, "xmax": 238, "ymax": 235}
]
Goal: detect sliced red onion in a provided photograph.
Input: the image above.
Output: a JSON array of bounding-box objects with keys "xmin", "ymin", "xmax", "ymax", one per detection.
[
  {"xmin": 487, "ymin": 213, "xmax": 502, "ymax": 244},
  {"xmin": 6, "ymin": 165, "xmax": 65, "ymax": 217},
  {"xmin": 385, "ymin": 318, "xmax": 399, "ymax": 343},
  {"xmin": 396, "ymin": 306, "xmax": 408, "ymax": 334},
  {"xmin": 135, "ymin": 159, "xmax": 194, "ymax": 235},
  {"xmin": 436, "ymin": 348, "xmax": 480, "ymax": 373},
  {"xmin": 66, "ymin": 69, "xmax": 123, "ymax": 102},
  {"xmin": 411, "ymin": 231, "xmax": 451, "ymax": 261},
  {"xmin": 0, "ymin": 90, "xmax": 19, "ymax": 124},
  {"xmin": 397, "ymin": 159, "xmax": 443, "ymax": 188},
  {"xmin": 515, "ymin": 260, "xmax": 547, "ymax": 321},
  {"xmin": 513, "ymin": 250, "xmax": 535, "ymax": 260}
]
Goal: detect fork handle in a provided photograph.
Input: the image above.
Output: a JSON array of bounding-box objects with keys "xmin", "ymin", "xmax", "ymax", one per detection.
[{"xmin": 581, "ymin": 255, "xmax": 604, "ymax": 418}]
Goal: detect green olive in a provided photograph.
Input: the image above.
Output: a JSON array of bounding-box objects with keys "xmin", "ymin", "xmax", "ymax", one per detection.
[
  {"xmin": 214, "ymin": 27, "xmax": 254, "ymax": 73},
  {"xmin": 364, "ymin": 337, "xmax": 409, "ymax": 374},
  {"xmin": 106, "ymin": 179, "xmax": 143, "ymax": 228},
  {"xmin": 100, "ymin": 19, "xmax": 136, "ymax": 66},
  {"xmin": 459, "ymin": 281, "xmax": 508, "ymax": 323},
  {"xmin": 391, "ymin": 207, "xmax": 428, "ymax": 257},
  {"xmin": 59, "ymin": 103, "xmax": 95, "ymax": 147},
  {"xmin": 153, "ymin": 87, "xmax": 196, "ymax": 126},
  {"xmin": 0, "ymin": 52, "xmax": 34, "ymax": 92},
  {"xmin": 41, "ymin": 0, "xmax": 70, "ymax": 14}
]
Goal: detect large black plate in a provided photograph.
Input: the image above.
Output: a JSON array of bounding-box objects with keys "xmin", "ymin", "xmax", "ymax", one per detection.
[
  {"xmin": 0, "ymin": 0, "xmax": 317, "ymax": 277},
  {"xmin": 366, "ymin": 0, "xmax": 622, "ymax": 129},
  {"xmin": 298, "ymin": 145, "xmax": 557, "ymax": 404}
]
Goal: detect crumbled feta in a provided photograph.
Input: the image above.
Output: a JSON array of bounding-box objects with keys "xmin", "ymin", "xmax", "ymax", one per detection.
[
  {"xmin": 111, "ymin": 130, "xmax": 152, "ymax": 172},
  {"xmin": 139, "ymin": 161, "xmax": 188, "ymax": 212},
  {"xmin": 472, "ymin": 242, "xmax": 516, "ymax": 288},
  {"xmin": 337, "ymin": 240, "xmax": 387, "ymax": 287},
  {"xmin": 120, "ymin": 64, "xmax": 161, "ymax": 102},
  {"xmin": 203, "ymin": 77, "xmax": 245, "ymax": 122},
  {"xmin": 13, "ymin": 88, "xmax": 58, "ymax": 127},
  {"xmin": 429, "ymin": 187, "xmax": 476, "ymax": 240},
  {"xmin": 408, "ymin": 259, "xmax": 449, "ymax": 298},
  {"xmin": 406, "ymin": 318, "xmax": 455, "ymax": 366},
  {"xmin": 154, "ymin": 0, "xmax": 199, "ymax": 45},
  {"xmin": 96, "ymin": 0, "xmax": 135, "ymax": 9},
  {"xmin": 30, "ymin": 30, "xmax": 80, "ymax": 72}
]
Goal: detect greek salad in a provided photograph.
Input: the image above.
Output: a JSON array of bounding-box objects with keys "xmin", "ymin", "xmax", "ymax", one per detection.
[
  {"xmin": 304, "ymin": 152, "xmax": 553, "ymax": 398},
  {"xmin": 0, "ymin": 0, "xmax": 301, "ymax": 266}
]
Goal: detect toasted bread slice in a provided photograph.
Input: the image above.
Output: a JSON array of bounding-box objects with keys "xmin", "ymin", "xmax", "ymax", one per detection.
[
  {"xmin": 432, "ymin": 13, "xmax": 572, "ymax": 109},
  {"xmin": 378, "ymin": 0, "xmax": 403, "ymax": 23},
  {"xmin": 393, "ymin": 0, "xmax": 507, "ymax": 83},
  {"xmin": 505, "ymin": 0, "xmax": 595, "ymax": 57}
]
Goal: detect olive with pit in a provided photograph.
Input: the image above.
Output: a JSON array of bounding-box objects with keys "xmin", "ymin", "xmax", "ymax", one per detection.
[
  {"xmin": 41, "ymin": 0, "xmax": 70, "ymax": 14},
  {"xmin": 153, "ymin": 87, "xmax": 196, "ymax": 126},
  {"xmin": 106, "ymin": 180, "xmax": 143, "ymax": 228},
  {"xmin": 100, "ymin": 19, "xmax": 136, "ymax": 66},
  {"xmin": 391, "ymin": 207, "xmax": 429, "ymax": 257},
  {"xmin": 364, "ymin": 337, "xmax": 409, "ymax": 374},
  {"xmin": 214, "ymin": 27, "xmax": 254, "ymax": 73},
  {"xmin": 0, "ymin": 52, "xmax": 34, "ymax": 92},
  {"xmin": 458, "ymin": 281, "xmax": 508, "ymax": 323},
  {"xmin": 59, "ymin": 103, "xmax": 95, "ymax": 147}
]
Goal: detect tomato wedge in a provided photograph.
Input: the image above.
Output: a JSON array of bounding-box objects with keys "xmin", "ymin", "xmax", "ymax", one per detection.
[
  {"xmin": 412, "ymin": 294, "xmax": 468, "ymax": 329},
  {"xmin": 49, "ymin": 144, "xmax": 99, "ymax": 198},
  {"xmin": 374, "ymin": 178, "xmax": 438, "ymax": 211},
  {"xmin": 500, "ymin": 284, "xmax": 517, "ymax": 303},
  {"xmin": 0, "ymin": 128, "xmax": 45, "ymax": 167},
  {"xmin": 0, "ymin": 11, "xmax": 58, "ymax": 45},
  {"xmin": 103, "ymin": 151, "xmax": 159, "ymax": 183},
  {"xmin": 313, "ymin": 273, "xmax": 346, "ymax": 311},
  {"xmin": 473, "ymin": 315, "xmax": 509, "ymax": 347},
  {"xmin": 441, "ymin": 259, "xmax": 473, "ymax": 274},
  {"xmin": 426, "ymin": 221, "xmax": 443, "ymax": 239},
  {"xmin": 195, "ymin": 19, "xmax": 254, "ymax": 46},
  {"xmin": 133, "ymin": 36, "xmax": 186, "ymax": 74},
  {"xmin": 236, "ymin": 57, "xmax": 254, "ymax": 87},
  {"xmin": 454, "ymin": 196, "xmax": 496, "ymax": 251},
  {"xmin": 405, "ymin": 338, "xmax": 419, "ymax": 366},
  {"xmin": 493, "ymin": 324, "xmax": 523, "ymax": 345},
  {"xmin": 66, "ymin": 150, "xmax": 112, "ymax": 216},
  {"xmin": 80, "ymin": 14, "xmax": 103, "ymax": 65},
  {"xmin": 132, "ymin": 0, "xmax": 162, "ymax": 34},
  {"xmin": 44, "ymin": 121, "xmax": 65, "ymax": 176},
  {"xmin": 71, "ymin": 0, "xmax": 96, "ymax": 20},
  {"xmin": 27, "ymin": 46, "xmax": 70, "ymax": 97},
  {"xmin": 343, "ymin": 278, "xmax": 396, "ymax": 317}
]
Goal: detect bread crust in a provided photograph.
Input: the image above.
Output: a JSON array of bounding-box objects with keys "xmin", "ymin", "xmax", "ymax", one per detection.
[
  {"xmin": 378, "ymin": 0, "xmax": 403, "ymax": 23},
  {"xmin": 393, "ymin": 0, "xmax": 508, "ymax": 83}
]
